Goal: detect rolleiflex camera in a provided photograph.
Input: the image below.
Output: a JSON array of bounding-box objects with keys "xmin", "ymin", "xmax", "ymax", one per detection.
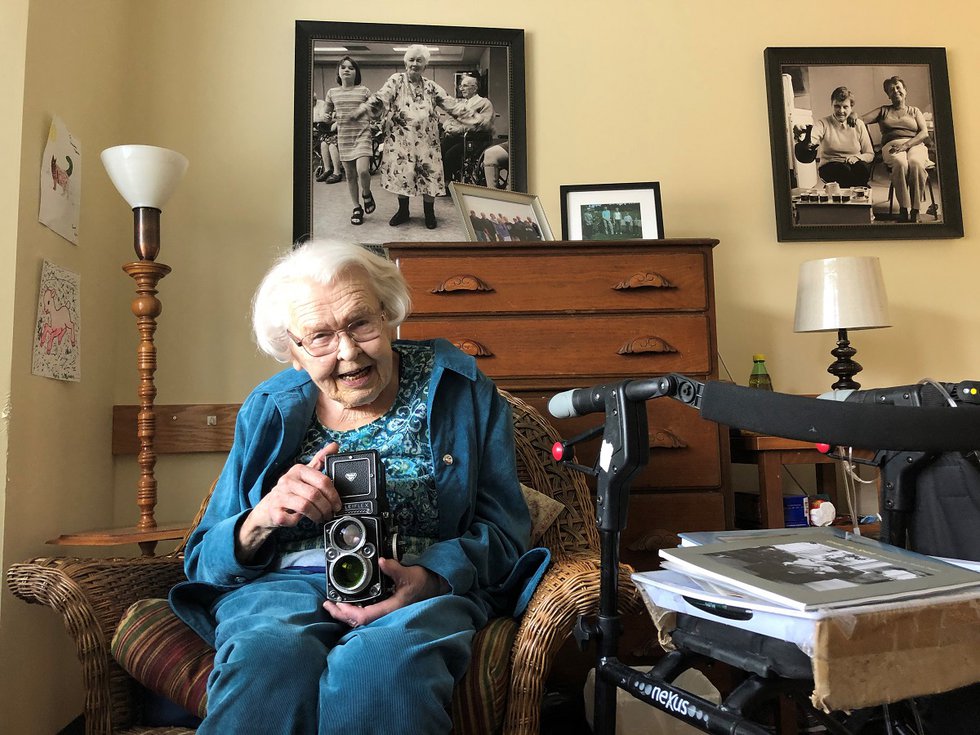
[{"xmin": 322, "ymin": 450, "xmax": 396, "ymax": 605}]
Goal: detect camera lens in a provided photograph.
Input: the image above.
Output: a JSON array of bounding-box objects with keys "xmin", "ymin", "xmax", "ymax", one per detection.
[
  {"xmin": 330, "ymin": 517, "xmax": 365, "ymax": 551},
  {"xmin": 331, "ymin": 554, "xmax": 368, "ymax": 593}
]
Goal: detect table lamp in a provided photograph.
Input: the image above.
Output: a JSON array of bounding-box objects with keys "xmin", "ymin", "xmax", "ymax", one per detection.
[
  {"xmin": 101, "ymin": 145, "xmax": 188, "ymax": 553},
  {"xmin": 793, "ymin": 255, "xmax": 890, "ymax": 391}
]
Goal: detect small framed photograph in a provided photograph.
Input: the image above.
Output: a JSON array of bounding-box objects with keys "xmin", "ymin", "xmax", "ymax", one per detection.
[
  {"xmin": 449, "ymin": 182, "xmax": 554, "ymax": 242},
  {"xmin": 764, "ymin": 46, "xmax": 963, "ymax": 241},
  {"xmin": 559, "ymin": 182, "xmax": 664, "ymax": 241}
]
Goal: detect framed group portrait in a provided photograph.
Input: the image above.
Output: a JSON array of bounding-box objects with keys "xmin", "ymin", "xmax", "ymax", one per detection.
[
  {"xmin": 449, "ymin": 183, "xmax": 553, "ymax": 242},
  {"xmin": 559, "ymin": 182, "xmax": 664, "ymax": 241},
  {"xmin": 293, "ymin": 20, "xmax": 526, "ymax": 244},
  {"xmin": 764, "ymin": 47, "xmax": 963, "ymax": 242}
]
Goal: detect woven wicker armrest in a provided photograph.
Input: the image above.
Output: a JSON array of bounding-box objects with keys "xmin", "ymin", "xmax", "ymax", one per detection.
[
  {"xmin": 502, "ymin": 553, "xmax": 643, "ymax": 735},
  {"xmin": 6, "ymin": 555, "xmax": 187, "ymax": 734}
]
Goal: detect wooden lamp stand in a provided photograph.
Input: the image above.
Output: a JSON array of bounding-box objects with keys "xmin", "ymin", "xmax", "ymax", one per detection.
[
  {"xmin": 123, "ymin": 254, "xmax": 171, "ymax": 553},
  {"xmin": 49, "ymin": 146, "xmax": 189, "ymax": 556}
]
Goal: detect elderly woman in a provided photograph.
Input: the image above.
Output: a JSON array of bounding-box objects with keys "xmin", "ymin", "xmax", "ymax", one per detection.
[
  {"xmin": 169, "ymin": 241, "xmax": 545, "ymax": 734},
  {"xmin": 861, "ymin": 76, "xmax": 932, "ymax": 223},
  {"xmin": 350, "ymin": 45, "xmax": 477, "ymax": 229},
  {"xmin": 798, "ymin": 86, "xmax": 874, "ymax": 188}
]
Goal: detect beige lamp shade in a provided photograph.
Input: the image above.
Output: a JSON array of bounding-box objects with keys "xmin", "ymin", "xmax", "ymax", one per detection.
[
  {"xmin": 101, "ymin": 145, "xmax": 188, "ymax": 210},
  {"xmin": 793, "ymin": 256, "xmax": 891, "ymax": 333}
]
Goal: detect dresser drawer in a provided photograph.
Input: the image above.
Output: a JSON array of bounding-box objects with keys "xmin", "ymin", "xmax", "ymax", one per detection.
[
  {"xmin": 519, "ymin": 392, "xmax": 723, "ymax": 490},
  {"xmin": 399, "ymin": 314, "xmax": 711, "ymax": 380},
  {"xmin": 620, "ymin": 491, "xmax": 727, "ymax": 572},
  {"xmin": 395, "ymin": 251, "xmax": 708, "ymax": 315}
]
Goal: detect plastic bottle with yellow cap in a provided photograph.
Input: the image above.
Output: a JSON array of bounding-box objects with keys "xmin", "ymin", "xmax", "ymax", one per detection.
[{"xmin": 748, "ymin": 354, "xmax": 773, "ymax": 391}]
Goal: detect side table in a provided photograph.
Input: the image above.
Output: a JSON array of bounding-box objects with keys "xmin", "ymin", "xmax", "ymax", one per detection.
[
  {"xmin": 730, "ymin": 431, "xmax": 839, "ymax": 529},
  {"xmin": 47, "ymin": 524, "xmax": 191, "ymax": 557}
]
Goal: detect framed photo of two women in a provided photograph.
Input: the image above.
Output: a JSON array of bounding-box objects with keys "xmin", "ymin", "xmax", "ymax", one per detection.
[
  {"xmin": 293, "ymin": 21, "xmax": 526, "ymax": 244},
  {"xmin": 764, "ymin": 47, "xmax": 963, "ymax": 242}
]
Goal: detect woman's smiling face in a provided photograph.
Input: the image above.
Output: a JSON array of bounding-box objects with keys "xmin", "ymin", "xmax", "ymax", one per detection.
[
  {"xmin": 887, "ymin": 80, "xmax": 907, "ymax": 105},
  {"xmin": 404, "ymin": 51, "xmax": 427, "ymax": 76},
  {"xmin": 287, "ymin": 269, "xmax": 395, "ymax": 411}
]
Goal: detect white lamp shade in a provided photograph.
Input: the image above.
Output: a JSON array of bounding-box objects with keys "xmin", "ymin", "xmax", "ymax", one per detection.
[
  {"xmin": 794, "ymin": 256, "xmax": 891, "ymax": 333},
  {"xmin": 101, "ymin": 145, "xmax": 188, "ymax": 209}
]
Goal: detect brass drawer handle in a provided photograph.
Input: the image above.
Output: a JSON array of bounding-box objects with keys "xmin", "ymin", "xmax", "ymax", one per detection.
[
  {"xmin": 627, "ymin": 529, "xmax": 681, "ymax": 553},
  {"xmin": 431, "ymin": 275, "xmax": 494, "ymax": 294},
  {"xmin": 613, "ymin": 271, "xmax": 675, "ymax": 290},
  {"xmin": 617, "ymin": 336, "xmax": 678, "ymax": 355},
  {"xmin": 452, "ymin": 339, "xmax": 493, "ymax": 357},
  {"xmin": 650, "ymin": 427, "xmax": 686, "ymax": 449}
]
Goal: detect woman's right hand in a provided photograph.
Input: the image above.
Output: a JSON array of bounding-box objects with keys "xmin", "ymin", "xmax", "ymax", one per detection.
[{"xmin": 236, "ymin": 443, "xmax": 342, "ymax": 561}]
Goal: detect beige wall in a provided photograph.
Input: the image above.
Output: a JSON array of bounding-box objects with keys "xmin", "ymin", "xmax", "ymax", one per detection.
[
  {"xmin": 0, "ymin": 1, "xmax": 137, "ymax": 732},
  {"xmin": 3, "ymin": 0, "xmax": 980, "ymax": 729},
  {"xmin": 0, "ymin": 0, "xmax": 29, "ymax": 625}
]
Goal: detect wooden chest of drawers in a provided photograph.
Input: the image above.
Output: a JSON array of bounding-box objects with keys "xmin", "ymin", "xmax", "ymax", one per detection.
[{"xmin": 386, "ymin": 239, "xmax": 731, "ymax": 577}]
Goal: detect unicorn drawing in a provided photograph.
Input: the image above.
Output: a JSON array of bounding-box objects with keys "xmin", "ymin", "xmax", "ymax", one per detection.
[{"xmin": 40, "ymin": 288, "xmax": 77, "ymax": 354}]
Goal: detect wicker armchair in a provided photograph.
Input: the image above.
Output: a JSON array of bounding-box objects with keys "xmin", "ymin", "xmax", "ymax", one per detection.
[{"xmin": 7, "ymin": 390, "xmax": 642, "ymax": 735}]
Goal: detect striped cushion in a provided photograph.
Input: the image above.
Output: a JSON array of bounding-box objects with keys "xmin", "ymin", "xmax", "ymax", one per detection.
[
  {"xmin": 112, "ymin": 599, "xmax": 516, "ymax": 734},
  {"xmin": 111, "ymin": 598, "xmax": 211, "ymax": 718},
  {"xmin": 452, "ymin": 616, "xmax": 518, "ymax": 734}
]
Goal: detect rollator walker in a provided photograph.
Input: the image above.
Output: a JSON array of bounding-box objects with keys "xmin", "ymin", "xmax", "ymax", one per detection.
[{"xmin": 547, "ymin": 375, "xmax": 980, "ymax": 735}]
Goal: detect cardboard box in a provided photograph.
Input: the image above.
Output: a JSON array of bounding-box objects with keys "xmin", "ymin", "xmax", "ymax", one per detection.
[{"xmin": 809, "ymin": 594, "xmax": 980, "ymax": 711}]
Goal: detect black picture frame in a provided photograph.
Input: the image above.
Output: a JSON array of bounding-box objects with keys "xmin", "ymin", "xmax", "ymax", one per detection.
[
  {"xmin": 764, "ymin": 47, "xmax": 963, "ymax": 241},
  {"xmin": 559, "ymin": 182, "xmax": 664, "ymax": 241},
  {"xmin": 294, "ymin": 20, "xmax": 526, "ymax": 244}
]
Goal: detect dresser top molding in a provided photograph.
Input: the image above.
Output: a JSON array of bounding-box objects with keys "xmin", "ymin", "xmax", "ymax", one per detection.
[{"xmin": 385, "ymin": 238, "xmax": 719, "ymax": 252}]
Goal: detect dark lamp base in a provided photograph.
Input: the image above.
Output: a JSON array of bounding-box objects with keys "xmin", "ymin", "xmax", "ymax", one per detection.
[{"xmin": 828, "ymin": 328, "xmax": 862, "ymax": 391}]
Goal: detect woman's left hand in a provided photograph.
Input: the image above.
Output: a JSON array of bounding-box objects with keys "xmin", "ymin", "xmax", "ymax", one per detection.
[
  {"xmin": 323, "ymin": 557, "xmax": 449, "ymax": 628},
  {"xmin": 348, "ymin": 104, "xmax": 367, "ymax": 123}
]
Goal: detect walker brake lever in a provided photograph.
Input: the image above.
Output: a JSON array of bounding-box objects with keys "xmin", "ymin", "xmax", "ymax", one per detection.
[{"xmin": 551, "ymin": 424, "xmax": 604, "ymax": 477}]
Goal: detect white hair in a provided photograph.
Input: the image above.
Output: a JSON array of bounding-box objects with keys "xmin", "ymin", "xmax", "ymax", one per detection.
[
  {"xmin": 403, "ymin": 44, "xmax": 431, "ymax": 64},
  {"xmin": 251, "ymin": 240, "xmax": 412, "ymax": 362}
]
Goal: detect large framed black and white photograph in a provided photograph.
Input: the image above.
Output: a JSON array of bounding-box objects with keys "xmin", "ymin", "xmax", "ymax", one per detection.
[
  {"xmin": 294, "ymin": 21, "xmax": 526, "ymax": 244},
  {"xmin": 764, "ymin": 47, "xmax": 963, "ymax": 242}
]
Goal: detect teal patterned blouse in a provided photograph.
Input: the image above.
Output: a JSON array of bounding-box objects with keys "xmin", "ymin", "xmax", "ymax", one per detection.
[{"xmin": 276, "ymin": 343, "xmax": 438, "ymax": 566}]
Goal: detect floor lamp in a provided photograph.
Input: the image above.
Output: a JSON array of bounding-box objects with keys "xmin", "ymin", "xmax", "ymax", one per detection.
[
  {"xmin": 102, "ymin": 145, "xmax": 188, "ymax": 554},
  {"xmin": 794, "ymin": 256, "xmax": 891, "ymax": 392}
]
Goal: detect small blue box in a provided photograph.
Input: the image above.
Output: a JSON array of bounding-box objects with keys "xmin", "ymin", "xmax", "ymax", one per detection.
[{"xmin": 783, "ymin": 496, "xmax": 809, "ymax": 527}]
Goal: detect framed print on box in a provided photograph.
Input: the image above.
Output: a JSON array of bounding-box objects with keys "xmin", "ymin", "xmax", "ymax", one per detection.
[
  {"xmin": 449, "ymin": 182, "xmax": 553, "ymax": 242},
  {"xmin": 764, "ymin": 47, "xmax": 963, "ymax": 241},
  {"xmin": 294, "ymin": 21, "xmax": 526, "ymax": 244},
  {"xmin": 559, "ymin": 182, "xmax": 664, "ymax": 241}
]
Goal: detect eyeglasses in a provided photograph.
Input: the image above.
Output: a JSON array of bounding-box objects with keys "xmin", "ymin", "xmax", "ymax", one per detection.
[{"xmin": 287, "ymin": 313, "xmax": 387, "ymax": 357}]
